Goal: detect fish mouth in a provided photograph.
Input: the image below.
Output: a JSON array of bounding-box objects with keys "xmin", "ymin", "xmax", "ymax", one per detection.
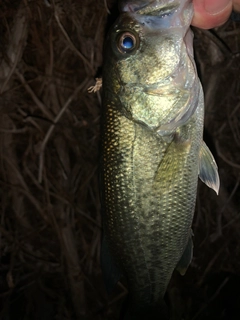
[{"xmin": 120, "ymin": 0, "xmax": 179, "ymax": 16}]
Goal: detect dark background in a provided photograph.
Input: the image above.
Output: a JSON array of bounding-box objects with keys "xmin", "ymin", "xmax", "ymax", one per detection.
[{"xmin": 0, "ymin": 0, "xmax": 240, "ymax": 319}]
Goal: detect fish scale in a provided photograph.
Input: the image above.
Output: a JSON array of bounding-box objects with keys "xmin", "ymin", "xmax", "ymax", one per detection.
[
  {"xmin": 101, "ymin": 1, "xmax": 219, "ymax": 318},
  {"xmin": 102, "ymin": 97, "xmax": 203, "ymax": 303}
]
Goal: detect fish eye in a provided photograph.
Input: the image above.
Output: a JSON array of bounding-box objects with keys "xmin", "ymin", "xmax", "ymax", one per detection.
[{"xmin": 117, "ymin": 32, "xmax": 138, "ymax": 54}]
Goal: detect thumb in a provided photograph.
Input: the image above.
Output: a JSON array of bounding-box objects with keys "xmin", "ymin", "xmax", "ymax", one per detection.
[{"xmin": 192, "ymin": 0, "xmax": 233, "ymax": 29}]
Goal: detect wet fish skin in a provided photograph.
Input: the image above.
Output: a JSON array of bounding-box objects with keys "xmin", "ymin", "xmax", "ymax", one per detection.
[{"xmin": 101, "ymin": 1, "xmax": 219, "ymax": 318}]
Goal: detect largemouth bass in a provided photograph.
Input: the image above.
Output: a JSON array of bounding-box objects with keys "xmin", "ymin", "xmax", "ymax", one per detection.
[{"xmin": 101, "ymin": 0, "xmax": 219, "ymax": 318}]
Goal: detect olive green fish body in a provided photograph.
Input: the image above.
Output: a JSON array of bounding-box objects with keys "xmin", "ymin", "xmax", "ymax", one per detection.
[
  {"xmin": 102, "ymin": 93, "xmax": 203, "ymax": 303},
  {"xmin": 101, "ymin": 0, "xmax": 219, "ymax": 316}
]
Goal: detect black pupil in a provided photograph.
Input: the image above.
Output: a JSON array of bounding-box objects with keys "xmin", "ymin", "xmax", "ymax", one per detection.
[{"xmin": 122, "ymin": 36, "xmax": 134, "ymax": 50}]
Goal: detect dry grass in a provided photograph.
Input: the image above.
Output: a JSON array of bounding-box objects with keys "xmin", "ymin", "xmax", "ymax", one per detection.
[
  {"xmin": 0, "ymin": 1, "xmax": 240, "ymax": 319},
  {"xmin": 0, "ymin": 1, "xmax": 106, "ymax": 319}
]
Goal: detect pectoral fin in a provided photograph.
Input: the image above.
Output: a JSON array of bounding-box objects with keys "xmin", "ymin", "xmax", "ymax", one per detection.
[
  {"xmin": 199, "ymin": 142, "xmax": 220, "ymax": 195},
  {"xmin": 176, "ymin": 232, "xmax": 193, "ymax": 276},
  {"xmin": 101, "ymin": 235, "xmax": 122, "ymax": 294}
]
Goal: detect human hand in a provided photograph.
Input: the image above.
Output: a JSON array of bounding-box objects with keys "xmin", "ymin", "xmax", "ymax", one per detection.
[{"xmin": 192, "ymin": 0, "xmax": 240, "ymax": 29}]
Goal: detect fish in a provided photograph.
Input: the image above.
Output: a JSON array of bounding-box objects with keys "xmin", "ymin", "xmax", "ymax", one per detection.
[{"xmin": 100, "ymin": 0, "xmax": 220, "ymax": 318}]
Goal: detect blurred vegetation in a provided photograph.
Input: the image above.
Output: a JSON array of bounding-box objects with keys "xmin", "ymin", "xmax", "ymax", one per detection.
[{"xmin": 0, "ymin": 1, "xmax": 239, "ymax": 319}]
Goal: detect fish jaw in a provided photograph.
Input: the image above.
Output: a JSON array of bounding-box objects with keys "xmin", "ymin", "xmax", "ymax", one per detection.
[
  {"xmin": 119, "ymin": 0, "xmax": 156, "ymax": 13},
  {"xmin": 119, "ymin": 0, "xmax": 179, "ymax": 15}
]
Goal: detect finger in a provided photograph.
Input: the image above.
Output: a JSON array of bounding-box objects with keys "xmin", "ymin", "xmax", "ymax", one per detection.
[
  {"xmin": 192, "ymin": 0, "xmax": 233, "ymax": 29},
  {"xmin": 233, "ymin": 2, "xmax": 240, "ymax": 12}
]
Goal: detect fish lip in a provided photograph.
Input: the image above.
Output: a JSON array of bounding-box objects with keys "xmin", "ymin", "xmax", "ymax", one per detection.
[{"xmin": 120, "ymin": 0, "xmax": 179, "ymax": 15}]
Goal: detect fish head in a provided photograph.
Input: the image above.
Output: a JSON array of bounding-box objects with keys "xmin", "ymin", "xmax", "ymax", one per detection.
[
  {"xmin": 103, "ymin": 2, "xmax": 197, "ymax": 133},
  {"xmin": 106, "ymin": 12, "xmax": 181, "ymax": 85}
]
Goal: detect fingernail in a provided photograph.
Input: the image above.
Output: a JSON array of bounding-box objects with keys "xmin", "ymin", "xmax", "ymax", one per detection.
[{"xmin": 204, "ymin": 0, "xmax": 231, "ymax": 15}]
